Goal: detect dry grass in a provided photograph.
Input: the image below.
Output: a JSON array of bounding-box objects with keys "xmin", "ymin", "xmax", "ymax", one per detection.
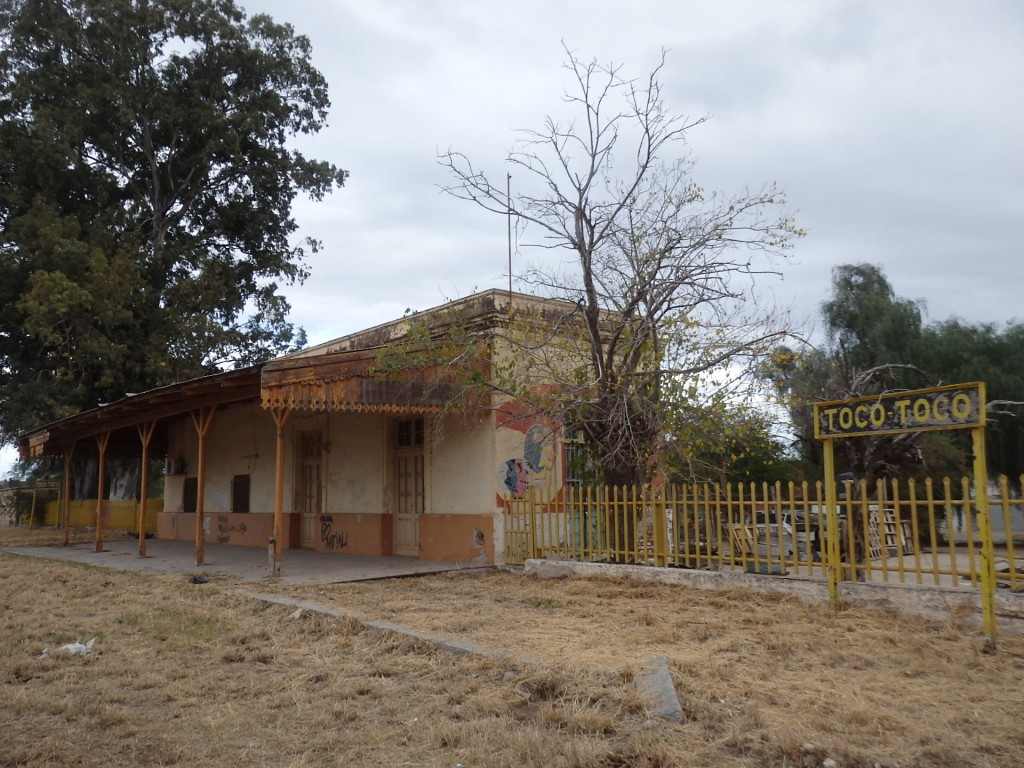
[{"xmin": 2, "ymin": 527, "xmax": 1024, "ymax": 767}]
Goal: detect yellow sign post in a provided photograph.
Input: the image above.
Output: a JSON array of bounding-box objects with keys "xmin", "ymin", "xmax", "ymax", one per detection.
[{"xmin": 813, "ymin": 382, "xmax": 996, "ymax": 647}]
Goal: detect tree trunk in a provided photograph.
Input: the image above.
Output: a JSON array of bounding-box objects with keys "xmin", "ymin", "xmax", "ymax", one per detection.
[{"xmin": 603, "ymin": 464, "xmax": 644, "ymax": 563}]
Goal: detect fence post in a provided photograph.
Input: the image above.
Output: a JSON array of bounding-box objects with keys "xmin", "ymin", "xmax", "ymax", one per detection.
[
  {"xmin": 527, "ymin": 487, "xmax": 538, "ymax": 560},
  {"xmin": 652, "ymin": 490, "xmax": 668, "ymax": 567},
  {"xmin": 973, "ymin": 426, "xmax": 997, "ymax": 648},
  {"xmin": 823, "ymin": 438, "xmax": 841, "ymax": 609}
]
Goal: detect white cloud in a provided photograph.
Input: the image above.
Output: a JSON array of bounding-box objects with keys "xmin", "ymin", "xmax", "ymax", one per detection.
[{"xmin": 246, "ymin": 0, "xmax": 1023, "ymax": 346}]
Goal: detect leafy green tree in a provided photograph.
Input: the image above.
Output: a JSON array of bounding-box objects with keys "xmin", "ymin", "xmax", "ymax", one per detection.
[
  {"xmin": 664, "ymin": 400, "xmax": 799, "ymax": 486},
  {"xmin": 771, "ymin": 264, "xmax": 940, "ymax": 486},
  {"xmin": 820, "ymin": 263, "xmax": 924, "ymax": 382},
  {"xmin": 919, "ymin": 319, "xmax": 1024, "ymax": 486},
  {"xmin": 0, "ymin": 0, "xmax": 346, "ymax": 442},
  {"xmin": 771, "ymin": 264, "xmax": 1021, "ymax": 486}
]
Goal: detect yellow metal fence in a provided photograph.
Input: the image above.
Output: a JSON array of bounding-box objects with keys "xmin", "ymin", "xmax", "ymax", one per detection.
[{"xmin": 504, "ymin": 475, "xmax": 1024, "ymax": 592}]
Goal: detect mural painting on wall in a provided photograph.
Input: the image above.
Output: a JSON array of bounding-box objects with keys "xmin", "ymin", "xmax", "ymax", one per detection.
[{"xmin": 498, "ymin": 422, "xmax": 557, "ymax": 500}]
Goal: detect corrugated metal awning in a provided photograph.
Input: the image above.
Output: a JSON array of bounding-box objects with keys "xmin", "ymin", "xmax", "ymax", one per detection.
[{"xmin": 18, "ymin": 366, "xmax": 262, "ymax": 459}]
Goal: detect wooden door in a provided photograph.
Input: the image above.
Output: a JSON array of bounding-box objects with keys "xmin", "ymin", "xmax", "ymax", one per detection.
[
  {"xmin": 394, "ymin": 418, "xmax": 424, "ymax": 556},
  {"xmin": 297, "ymin": 432, "xmax": 322, "ymax": 549}
]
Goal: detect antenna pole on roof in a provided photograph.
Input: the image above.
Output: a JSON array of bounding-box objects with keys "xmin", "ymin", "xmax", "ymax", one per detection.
[{"xmin": 507, "ymin": 173, "xmax": 513, "ymax": 318}]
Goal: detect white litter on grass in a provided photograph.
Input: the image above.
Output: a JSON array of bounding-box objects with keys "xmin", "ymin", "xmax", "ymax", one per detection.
[{"xmin": 41, "ymin": 637, "xmax": 96, "ymax": 658}]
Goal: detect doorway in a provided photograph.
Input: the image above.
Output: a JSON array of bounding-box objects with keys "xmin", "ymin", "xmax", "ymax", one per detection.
[
  {"xmin": 296, "ymin": 431, "xmax": 323, "ymax": 549},
  {"xmin": 394, "ymin": 418, "xmax": 424, "ymax": 556}
]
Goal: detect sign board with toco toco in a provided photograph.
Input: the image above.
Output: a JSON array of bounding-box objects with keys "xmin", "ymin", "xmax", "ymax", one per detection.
[{"xmin": 813, "ymin": 382, "xmax": 985, "ymax": 439}]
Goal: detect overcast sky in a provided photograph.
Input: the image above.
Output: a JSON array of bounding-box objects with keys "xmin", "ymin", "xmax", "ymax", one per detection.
[
  {"xmin": 2, "ymin": 1, "xmax": 1022, "ymax": 475},
  {"xmin": 242, "ymin": 0, "xmax": 1023, "ymax": 346}
]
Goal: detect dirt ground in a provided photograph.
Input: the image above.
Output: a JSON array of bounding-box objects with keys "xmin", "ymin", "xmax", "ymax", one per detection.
[{"xmin": 2, "ymin": 527, "xmax": 1024, "ymax": 768}]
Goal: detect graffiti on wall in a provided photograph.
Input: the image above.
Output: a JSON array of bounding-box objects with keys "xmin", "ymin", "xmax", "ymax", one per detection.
[
  {"xmin": 216, "ymin": 516, "xmax": 247, "ymax": 544},
  {"xmin": 498, "ymin": 423, "xmax": 556, "ymax": 500},
  {"xmin": 319, "ymin": 515, "xmax": 348, "ymax": 551}
]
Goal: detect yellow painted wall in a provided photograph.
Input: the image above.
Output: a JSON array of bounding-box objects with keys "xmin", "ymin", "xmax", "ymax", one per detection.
[{"xmin": 42, "ymin": 499, "xmax": 160, "ymax": 533}]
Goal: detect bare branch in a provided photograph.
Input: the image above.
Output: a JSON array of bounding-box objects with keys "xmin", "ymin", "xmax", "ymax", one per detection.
[{"xmin": 436, "ymin": 47, "xmax": 801, "ymax": 485}]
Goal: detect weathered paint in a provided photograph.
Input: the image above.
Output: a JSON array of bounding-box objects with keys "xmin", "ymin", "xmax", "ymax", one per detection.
[
  {"xmin": 418, "ymin": 514, "xmax": 495, "ymax": 564},
  {"xmin": 493, "ymin": 400, "xmax": 561, "ymax": 504},
  {"xmin": 159, "ymin": 512, "xmax": 300, "ymax": 548},
  {"xmin": 313, "ymin": 513, "xmax": 383, "ymax": 556},
  {"xmin": 814, "ymin": 382, "xmax": 984, "ymax": 439},
  {"xmin": 165, "ymin": 402, "xmax": 279, "ymax": 516},
  {"xmin": 431, "ymin": 412, "xmax": 496, "ymax": 514},
  {"xmin": 323, "ymin": 412, "xmax": 387, "ymax": 517},
  {"xmin": 18, "ymin": 291, "xmax": 593, "ymax": 571},
  {"xmin": 157, "ymin": 402, "xmax": 504, "ymax": 561},
  {"xmin": 41, "ymin": 499, "xmax": 159, "ymax": 533}
]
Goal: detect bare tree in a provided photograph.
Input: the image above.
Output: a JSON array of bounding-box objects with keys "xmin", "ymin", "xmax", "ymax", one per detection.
[{"xmin": 440, "ymin": 47, "xmax": 803, "ymax": 487}]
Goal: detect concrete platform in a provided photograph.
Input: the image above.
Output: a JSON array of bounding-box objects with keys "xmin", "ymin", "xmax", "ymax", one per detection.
[{"xmin": 0, "ymin": 538, "xmax": 474, "ymax": 586}]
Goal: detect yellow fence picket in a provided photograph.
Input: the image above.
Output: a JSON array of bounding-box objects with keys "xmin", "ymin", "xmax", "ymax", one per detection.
[{"xmin": 504, "ymin": 474, "xmax": 1024, "ymax": 643}]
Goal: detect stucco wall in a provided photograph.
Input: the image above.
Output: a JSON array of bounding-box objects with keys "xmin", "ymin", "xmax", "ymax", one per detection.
[
  {"xmin": 492, "ymin": 399, "xmax": 562, "ymax": 505},
  {"xmin": 164, "ymin": 402, "xmax": 278, "ymax": 514},
  {"xmin": 158, "ymin": 402, "xmax": 510, "ymax": 563},
  {"xmin": 430, "ymin": 412, "xmax": 496, "ymax": 514},
  {"xmin": 323, "ymin": 412, "xmax": 386, "ymax": 516},
  {"xmin": 419, "ymin": 513, "xmax": 494, "ymax": 564},
  {"xmin": 161, "ymin": 402, "xmax": 291, "ymax": 548},
  {"xmin": 156, "ymin": 511, "xmax": 300, "ymax": 547},
  {"xmin": 314, "ymin": 512, "xmax": 387, "ymax": 556}
]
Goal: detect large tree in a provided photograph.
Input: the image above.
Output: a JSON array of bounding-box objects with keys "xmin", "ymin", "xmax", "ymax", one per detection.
[
  {"xmin": 0, "ymin": 0, "xmax": 346, "ymax": 442},
  {"xmin": 770, "ymin": 264, "xmax": 940, "ymax": 486},
  {"xmin": 820, "ymin": 263, "xmax": 924, "ymax": 380},
  {"xmin": 919, "ymin": 319, "xmax": 1024, "ymax": 486},
  {"xmin": 440, "ymin": 48, "xmax": 802, "ymax": 487},
  {"xmin": 771, "ymin": 263, "xmax": 1021, "ymax": 486}
]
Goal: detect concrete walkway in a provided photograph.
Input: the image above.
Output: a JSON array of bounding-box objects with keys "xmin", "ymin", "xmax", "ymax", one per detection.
[{"xmin": 0, "ymin": 538, "xmax": 472, "ymax": 585}]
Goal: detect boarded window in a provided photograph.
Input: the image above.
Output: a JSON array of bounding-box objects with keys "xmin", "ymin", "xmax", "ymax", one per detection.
[
  {"xmin": 231, "ymin": 474, "xmax": 251, "ymax": 514},
  {"xmin": 183, "ymin": 477, "xmax": 198, "ymax": 514}
]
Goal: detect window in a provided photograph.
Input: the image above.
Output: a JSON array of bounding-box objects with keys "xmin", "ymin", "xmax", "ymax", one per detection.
[
  {"xmin": 564, "ymin": 432, "xmax": 598, "ymax": 488},
  {"xmin": 231, "ymin": 474, "xmax": 251, "ymax": 514},
  {"xmin": 396, "ymin": 417, "xmax": 424, "ymax": 448},
  {"xmin": 183, "ymin": 477, "xmax": 198, "ymax": 513},
  {"xmin": 565, "ymin": 441, "xmax": 587, "ymax": 488}
]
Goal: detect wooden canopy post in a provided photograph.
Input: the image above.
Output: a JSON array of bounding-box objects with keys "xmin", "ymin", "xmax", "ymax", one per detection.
[
  {"xmin": 62, "ymin": 443, "xmax": 75, "ymax": 546},
  {"xmin": 191, "ymin": 406, "xmax": 217, "ymax": 566},
  {"xmin": 94, "ymin": 431, "xmax": 111, "ymax": 553},
  {"xmin": 137, "ymin": 421, "xmax": 157, "ymax": 558},
  {"xmin": 270, "ymin": 406, "xmax": 291, "ymax": 576}
]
